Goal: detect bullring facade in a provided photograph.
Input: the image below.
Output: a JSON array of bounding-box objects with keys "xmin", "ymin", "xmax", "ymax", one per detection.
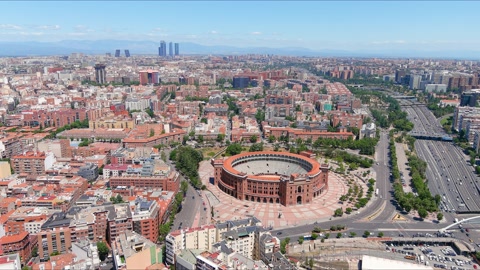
[{"xmin": 211, "ymin": 151, "xmax": 329, "ymax": 206}]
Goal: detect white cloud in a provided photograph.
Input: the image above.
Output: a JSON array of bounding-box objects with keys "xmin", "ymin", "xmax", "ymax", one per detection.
[
  {"xmin": 0, "ymin": 24, "xmax": 22, "ymax": 30},
  {"xmin": 251, "ymin": 31, "xmax": 262, "ymax": 35},
  {"xmin": 18, "ymin": 32, "xmax": 44, "ymax": 36},
  {"xmin": 35, "ymin": 25, "xmax": 60, "ymax": 30},
  {"xmin": 68, "ymin": 32, "xmax": 87, "ymax": 36},
  {"xmin": 371, "ymin": 40, "xmax": 406, "ymax": 45},
  {"xmin": 146, "ymin": 32, "xmax": 169, "ymax": 37},
  {"xmin": 210, "ymin": 30, "xmax": 218, "ymax": 34}
]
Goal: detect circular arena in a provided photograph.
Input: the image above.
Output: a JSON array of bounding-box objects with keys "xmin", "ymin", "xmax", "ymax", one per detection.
[{"xmin": 211, "ymin": 151, "xmax": 329, "ymax": 206}]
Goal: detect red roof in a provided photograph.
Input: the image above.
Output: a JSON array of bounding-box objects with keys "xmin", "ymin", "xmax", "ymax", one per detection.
[{"xmin": 0, "ymin": 231, "xmax": 28, "ymax": 244}]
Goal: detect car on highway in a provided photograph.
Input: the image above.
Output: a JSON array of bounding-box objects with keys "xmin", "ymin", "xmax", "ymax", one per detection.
[{"xmin": 276, "ymin": 232, "xmax": 282, "ymax": 235}]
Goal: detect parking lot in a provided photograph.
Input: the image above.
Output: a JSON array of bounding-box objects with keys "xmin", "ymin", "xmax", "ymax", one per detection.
[{"xmin": 385, "ymin": 242, "xmax": 477, "ymax": 270}]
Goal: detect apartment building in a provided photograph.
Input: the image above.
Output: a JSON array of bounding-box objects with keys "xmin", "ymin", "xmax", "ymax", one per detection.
[
  {"xmin": 37, "ymin": 227, "xmax": 73, "ymax": 261},
  {"xmin": 11, "ymin": 151, "xmax": 56, "ymax": 175},
  {"xmin": 109, "ymin": 170, "xmax": 180, "ymax": 194},
  {"xmin": 111, "ymin": 231, "xmax": 162, "ymax": 270},
  {"xmin": 131, "ymin": 198, "xmax": 160, "ymax": 243},
  {"xmin": 0, "ymin": 231, "xmax": 32, "ymax": 264},
  {"xmin": 166, "ymin": 217, "xmax": 263, "ymax": 265}
]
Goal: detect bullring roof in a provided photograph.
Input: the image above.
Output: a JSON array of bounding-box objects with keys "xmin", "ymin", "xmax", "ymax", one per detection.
[{"xmin": 222, "ymin": 151, "xmax": 320, "ymax": 178}]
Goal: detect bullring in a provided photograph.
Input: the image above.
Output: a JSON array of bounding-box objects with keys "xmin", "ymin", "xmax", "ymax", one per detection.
[{"xmin": 211, "ymin": 151, "xmax": 329, "ymax": 206}]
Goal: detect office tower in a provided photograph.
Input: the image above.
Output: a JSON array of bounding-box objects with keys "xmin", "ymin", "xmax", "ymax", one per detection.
[
  {"xmin": 139, "ymin": 70, "xmax": 159, "ymax": 85},
  {"xmin": 409, "ymin": 74, "xmax": 422, "ymax": 90},
  {"xmin": 395, "ymin": 70, "xmax": 406, "ymax": 84},
  {"xmin": 233, "ymin": 76, "xmax": 250, "ymax": 88},
  {"xmin": 124, "ymin": 49, "xmax": 130, "ymax": 57},
  {"xmin": 159, "ymin": 41, "xmax": 167, "ymax": 57},
  {"xmin": 460, "ymin": 90, "xmax": 480, "ymax": 107},
  {"xmin": 115, "ymin": 50, "xmax": 121, "ymax": 57},
  {"xmin": 174, "ymin": 43, "xmax": 179, "ymax": 56},
  {"xmin": 169, "ymin": 42, "xmax": 173, "ymax": 57},
  {"xmin": 95, "ymin": 64, "xmax": 107, "ymax": 85}
]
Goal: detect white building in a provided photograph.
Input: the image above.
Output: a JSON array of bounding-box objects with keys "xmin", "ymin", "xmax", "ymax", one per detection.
[
  {"xmin": 424, "ymin": 84, "xmax": 447, "ymax": 93},
  {"xmin": 0, "ymin": 254, "xmax": 21, "ymax": 270},
  {"xmin": 360, "ymin": 122, "xmax": 376, "ymax": 139}
]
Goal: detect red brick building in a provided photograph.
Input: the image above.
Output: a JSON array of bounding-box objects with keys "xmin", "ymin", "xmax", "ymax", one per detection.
[
  {"xmin": 0, "ymin": 231, "xmax": 31, "ymax": 264},
  {"xmin": 109, "ymin": 170, "xmax": 180, "ymax": 194},
  {"xmin": 212, "ymin": 152, "xmax": 329, "ymax": 206},
  {"xmin": 21, "ymin": 109, "xmax": 88, "ymax": 128},
  {"xmin": 11, "ymin": 151, "xmax": 48, "ymax": 175},
  {"xmin": 122, "ymin": 129, "xmax": 186, "ymax": 148},
  {"xmin": 131, "ymin": 199, "xmax": 161, "ymax": 243}
]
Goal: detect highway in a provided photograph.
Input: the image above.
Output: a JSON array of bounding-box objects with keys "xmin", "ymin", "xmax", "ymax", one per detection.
[
  {"xmin": 401, "ymin": 101, "xmax": 480, "ymax": 213},
  {"xmin": 270, "ymin": 131, "xmax": 405, "ymax": 238}
]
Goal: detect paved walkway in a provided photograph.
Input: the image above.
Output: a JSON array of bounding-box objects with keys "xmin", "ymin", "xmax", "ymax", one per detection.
[
  {"xmin": 198, "ymin": 160, "xmax": 348, "ymax": 229},
  {"xmin": 395, "ymin": 142, "xmax": 412, "ymax": 193}
]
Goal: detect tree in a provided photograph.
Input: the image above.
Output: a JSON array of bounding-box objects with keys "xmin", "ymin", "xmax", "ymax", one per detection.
[
  {"xmin": 145, "ymin": 108, "xmax": 155, "ymax": 118},
  {"xmin": 336, "ymin": 232, "xmax": 342, "ymax": 238},
  {"xmin": 280, "ymin": 237, "xmax": 290, "ymax": 254},
  {"xmin": 31, "ymin": 246, "xmax": 38, "ymax": 257},
  {"xmin": 249, "ymin": 135, "xmax": 258, "ymax": 143},
  {"xmin": 226, "ymin": 143, "xmax": 242, "ymax": 156},
  {"xmin": 363, "ymin": 231, "xmax": 370, "ymax": 238},
  {"xmin": 197, "ymin": 135, "xmax": 204, "ymax": 143},
  {"xmin": 97, "ymin": 241, "xmax": 110, "ymax": 261},
  {"xmin": 216, "ymin": 133, "xmax": 225, "ymax": 142},
  {"xmin": 255, "ymin": 109, "xmax": 265, "ymax": 123},
  {"xmin": 268, "ymin": 135, "xmax": 276, "ymax": 143},
  {"xmin": 345, "ymin": 207, "xmax": 352, "ymax": 214},
  {"xmin": 308, "ymin": 258, "xmax": 314, "ymax": 269},
  {"xmin": 311, "ymin": 232, "xmax": 319, "ymax": 240},
  {"xmin": 298, "ymin": 236, "xmax": 304, "ymax": 244},
  {"xmin": 350, "ymin": 232, "xmax": 357, "ymax": 238},
  {"xmin": 149, "ymin": 128, "xmax": 155, "ymax": 137},
  {"xmin": 437, "ymin": 212, "xmax": 444, "ymax": 221},
  {"xmin": 249, "ymin": 143, "xmax": 264, "ymax": 152},
  {"xmin": 377, "ymin": 232, "xmax": 384, "ymax": 237},
  {"xmin": 334, "ymin": 208, "xmax": 343, "ymax": 217},
  {"xmin": 50, "ymin": 251, "xmax": 60, "ymax": 256},
  {"xmin": 181, "ymin": 181, "xmax": 188, "ymax": 195},
  {"xmin": 418, "ymin": 208, "xmax": 428, "ymax": 219}
]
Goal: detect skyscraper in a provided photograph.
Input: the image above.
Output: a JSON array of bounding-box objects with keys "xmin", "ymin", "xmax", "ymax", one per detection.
[
  {"xmin": 174, "ymin": 43, "xmax": 179, "ymax": 56},
  {"xmin": 139, "ymin": 70, "xmax": 160, "ymax": 85},
  {"xmin": 169, "ymin": 42, "xmax": 173, "ymax": 57},
  {"xmin": 124, "ymin": 49, "xmax": 130, "ymax": 57},
  {"xmin": 159, "ymin": 41, "xmax": 167, "ymax": 57},
  {"xmin": 95, "ymin": 64, "xmax": 107, "ymax": 85},
  {"xmin": 115, "ymin": 50, "xmax": 121, "ymax": 57}
]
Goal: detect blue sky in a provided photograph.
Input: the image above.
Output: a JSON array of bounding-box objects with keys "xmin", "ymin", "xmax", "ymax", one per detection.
[{"xmin": 1, "ymin": 1, "xmax": 479, "ymax": 51}]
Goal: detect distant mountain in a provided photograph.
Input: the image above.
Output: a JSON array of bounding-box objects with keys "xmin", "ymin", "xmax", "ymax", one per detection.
[{"xmin": 0, "ymin": 39, "xmax": 478, "ymax": 59}]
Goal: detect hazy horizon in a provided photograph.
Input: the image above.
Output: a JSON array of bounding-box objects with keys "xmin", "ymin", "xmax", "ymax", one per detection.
[{"xmin": 1, "ymin": 1, "xmax": 479, "ymax": 55}]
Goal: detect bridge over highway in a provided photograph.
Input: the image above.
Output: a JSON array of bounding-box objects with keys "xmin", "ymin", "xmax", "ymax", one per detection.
[
  {"xmin": 408, "ymin": 132, "xmax": 453, "ymax": 141},
  {"xmin": 440, "ymin": 216, "xmax": 480, "ymax": 233}
]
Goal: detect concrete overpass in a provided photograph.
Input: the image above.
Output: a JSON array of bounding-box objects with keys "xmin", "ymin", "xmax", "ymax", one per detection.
[{"xmin": 408, "ymin": 132, "xmax": 453, "ymax": 141}]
